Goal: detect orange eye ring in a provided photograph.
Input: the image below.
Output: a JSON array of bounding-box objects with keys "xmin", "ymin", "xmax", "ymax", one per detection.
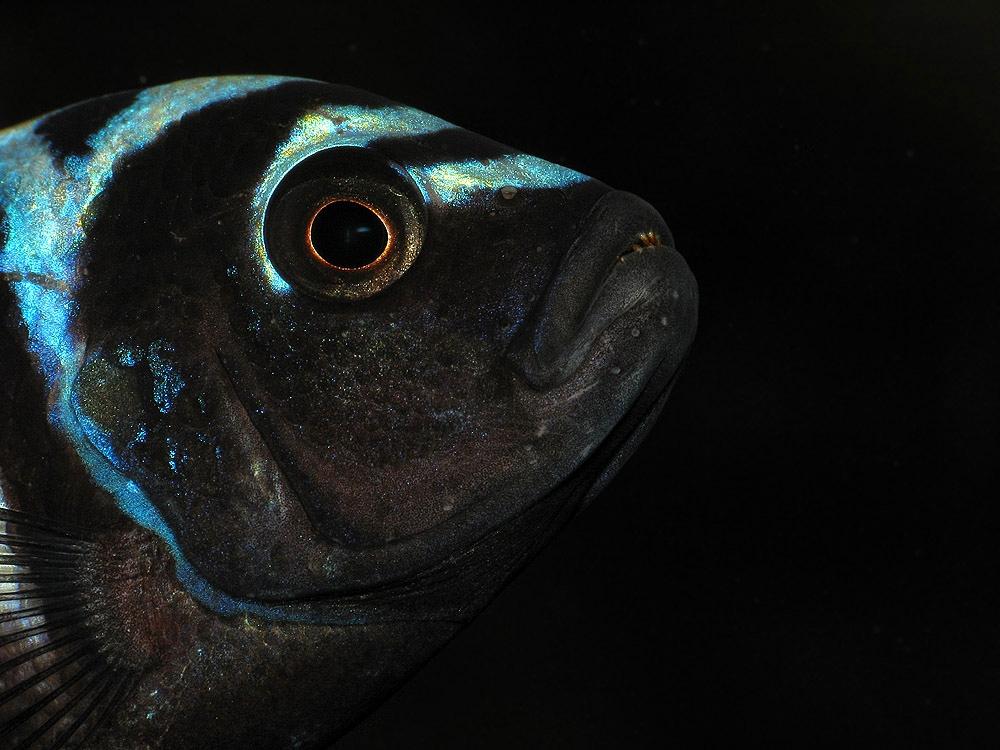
[{"xmin": 305, "ymin": 199, "xmax": 393, "ymax": 272}]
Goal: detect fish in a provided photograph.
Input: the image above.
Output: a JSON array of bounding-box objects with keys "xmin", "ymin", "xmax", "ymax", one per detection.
[{"xmin": 0, "ymin": 76, "xmax": 697, "ymax": 748}]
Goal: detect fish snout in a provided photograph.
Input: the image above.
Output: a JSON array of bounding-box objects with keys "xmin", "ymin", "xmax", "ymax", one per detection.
[{"xmin": 508, "ymin": 190, "xmax": 698, "ymax": 391}]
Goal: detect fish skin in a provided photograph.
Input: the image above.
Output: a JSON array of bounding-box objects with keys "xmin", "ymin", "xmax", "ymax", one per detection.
[{"xmin": 0, "ymin": 77, "xmax": 697, "ymax": 748}]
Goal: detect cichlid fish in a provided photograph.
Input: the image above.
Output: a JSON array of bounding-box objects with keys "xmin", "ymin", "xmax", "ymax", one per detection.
[{"xmin": 0, "ymin": 76, "xmax": 697, "ymax": 748}]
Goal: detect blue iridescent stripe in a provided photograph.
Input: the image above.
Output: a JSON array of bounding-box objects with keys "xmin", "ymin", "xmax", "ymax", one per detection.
[{"xmin": 0, "ymin": 76, "xmax": 306, "ymax": 621}]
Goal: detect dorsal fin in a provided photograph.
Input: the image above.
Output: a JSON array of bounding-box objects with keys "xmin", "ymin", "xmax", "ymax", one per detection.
[{"xmin": 0, "ymin": 508, "xmax": 137, "ymax": 749}]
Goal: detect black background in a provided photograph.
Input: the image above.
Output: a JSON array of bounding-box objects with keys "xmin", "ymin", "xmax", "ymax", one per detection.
[{"xmin": 2, "ymin": 2, "xmax": 996, "ymax": 747}]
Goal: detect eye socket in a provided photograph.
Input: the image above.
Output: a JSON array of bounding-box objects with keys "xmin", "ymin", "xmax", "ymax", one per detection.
[{"xmin": 264, "ymin": 147, "xmax": 425, "ymax": 301}]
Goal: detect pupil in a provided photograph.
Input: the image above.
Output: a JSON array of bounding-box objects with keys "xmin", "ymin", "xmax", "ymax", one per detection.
[{"xmin": 309, "ymin": 201, "xmax": 389, "ymax": 269}]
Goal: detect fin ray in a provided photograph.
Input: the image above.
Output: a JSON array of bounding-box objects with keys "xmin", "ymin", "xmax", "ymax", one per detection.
[{"xmin": 1, "ymin": 507, "xmax": 134, "ymax": 748}]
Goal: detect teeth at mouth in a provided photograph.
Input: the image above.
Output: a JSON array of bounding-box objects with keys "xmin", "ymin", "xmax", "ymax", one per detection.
[{"xmin": 618, "ymin": 230, "xmax": 665, "ymax": 261}]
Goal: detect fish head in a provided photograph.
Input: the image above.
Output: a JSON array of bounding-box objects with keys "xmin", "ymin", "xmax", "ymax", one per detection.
[
  {"xmin": 1, "ymin": 76, "xmax": 697, "ymax": 747},
  {"xmin": 22, "ymin": 77, "xmax": 696, "ymax": 621}
]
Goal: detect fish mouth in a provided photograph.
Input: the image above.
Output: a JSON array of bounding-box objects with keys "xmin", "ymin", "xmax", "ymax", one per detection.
[{"xmin": 508, "ymin": 189, "xmax": 697, "ymax": 391}]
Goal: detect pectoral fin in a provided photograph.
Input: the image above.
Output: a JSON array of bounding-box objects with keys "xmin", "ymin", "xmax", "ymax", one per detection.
[{"xmin": 0, "ymin": 508, "xmax": 135, "ymax": 749}]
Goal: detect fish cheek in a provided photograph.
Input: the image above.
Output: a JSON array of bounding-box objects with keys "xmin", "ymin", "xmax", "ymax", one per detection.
[
  {"xmin": 70, "ymin": 334, "xmax": 322, "ymax": 599},
  {"xmin": 254, "ymin": 209, "xmax": 574, "ymax": 545},
  {"xmin": 238, "ymin": 315, "xmax": 506, "ymax": 545}
]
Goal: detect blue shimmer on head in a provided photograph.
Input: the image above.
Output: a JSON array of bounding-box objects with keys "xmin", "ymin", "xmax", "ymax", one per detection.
[
  {"xmin": 147, "ymin": 339, "xmax": 185, "ymax": 413},
  {"xmin": 116, "ymin": 342, "xmax": 138, "ymax": 367},
  {"xmin": 414, "ymin": 154, "xmax": 587, "ymax": 205},
  {"xmin": 0, "ymin": 122, "xmax": 85, "ymax": 390},
  {"xmin": 250, "ymin": 103, "xmax": 453, "ymax": 293},
  {"xmin": 0, "ymin": 76, "xmax": 289, "ymax": 386},
  {"xmin": 251, "ymin": 104, "xmax": 589, "ymax": 290},
  {"xmin": 0, "ymin": 76, "xmax": 327, "ymax": 622}
]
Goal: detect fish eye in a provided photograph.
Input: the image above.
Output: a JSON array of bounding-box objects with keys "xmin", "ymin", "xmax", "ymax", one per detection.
[
  {"xmin": 264, "ymin": 147, "xmax": 425, "ymax": 301},
  {"xmin": 308, "ymin": 199, "xmax": 391, "ymax": 270}
]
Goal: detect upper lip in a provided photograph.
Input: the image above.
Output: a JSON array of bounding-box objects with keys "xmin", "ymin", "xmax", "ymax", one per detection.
[{"xmin": 507, "ymin": 189, "xmax": 692, "ymax": 389}]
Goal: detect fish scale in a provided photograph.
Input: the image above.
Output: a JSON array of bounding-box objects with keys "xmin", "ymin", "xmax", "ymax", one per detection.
[{"xmin": 0, "ymin": 76, "xmax": 696, "ymax": 748}]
